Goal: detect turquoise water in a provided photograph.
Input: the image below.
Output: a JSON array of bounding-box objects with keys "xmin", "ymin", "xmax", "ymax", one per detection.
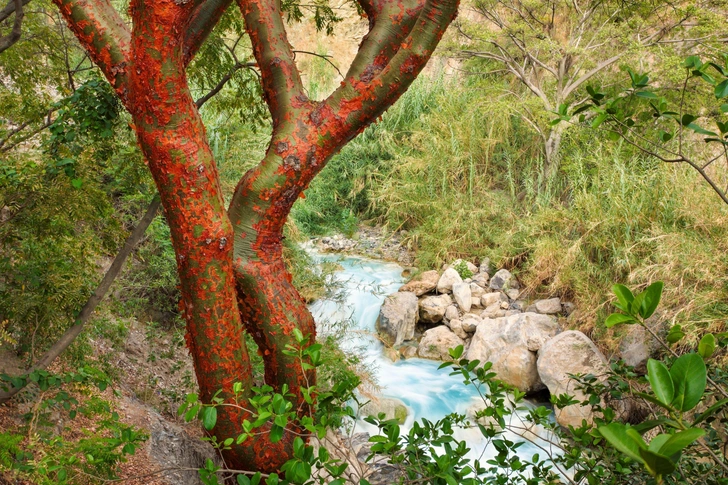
[{"xmin": 306, "ymin": 248, "xmax": 559, "ymax": 464}]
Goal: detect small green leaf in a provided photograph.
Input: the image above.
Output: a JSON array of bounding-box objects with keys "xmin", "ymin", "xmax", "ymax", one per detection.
[
  {"xmin": 640, "ymin": 281, "xmax": 663, "ymax": 319},
  {"xmin": 201, "ymin": 406, "xmax": 218, "ymax": 431},
  {"xmin": 680, "ymin": 114, "xmax": 698, "ymax": 126},
  {"xmin": 657, "ymin": 428, "xmax": 705, "ymax": 457},
  {"xmin": 592, "ymin": 113, "xmax": 608, "ymax": 128},
  {"xmin": 647, "ymin": 359, "xmax": 674, "ymax": 406},
  {"xmin": 670, "ymin": 353, "xmax": 707, "ymax": 412},
  {"xmin": 698, "ymin": 334, "xmax": 716, "ymax": 359},
  {"xmin": 715, "ymin": 79, "xmax": 728, "ymax": 99},
  {"xmin": 605, "ymin": 313, "xmax": 636, "ymax": 328},
  {"xmin": 612, "ymin": 284, "xmax": 635, "ymax": 312},
  {"xmin": 683, "ymin": 56, "xmax": 702, "ymax": 69},
  {"xmin": 635, "ymin": 91, "xmax": 658, "ymax": 99}
]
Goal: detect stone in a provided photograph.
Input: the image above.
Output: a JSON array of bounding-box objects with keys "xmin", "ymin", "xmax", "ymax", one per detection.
[
  {"xmin": 620, "ymin": 325, "xmax": 654, "ymax": 372},
  {"xmin": 537, "ymin": 330, "xmax": 609, "ymax": 428},
  {"xmin": 466, "ymin": 313, "xmax": 560, "ymax": 393},
  {"xmin": 460, "ymin": 313, "xmax": 482, "ymax": 333},
  {"xmin": 534, "ymin": 298, "xmax": 562, "ymax": 315},
  {"xmin": 448, "ymin": 319, "xmax": 468, "ymax": 339},
  {"xmin": 470, "ymin": 297, "xmax": 482, "ymax": 309},
  {"xmin": 452, "ymin": 282, "xmax": 472, "ymax": 313},
  {"xmin": 479, "ymin": 258, "xmax": 493, "ymax": 274},
  {"xmin": 481, "ymin": 303, "xmax": 506, "ymax": 319},
  {"xmin": 382, "ymin": 347, "xmax": 399, "ymax": 362},
  {"xmin": 489, "ymin": 269, "xmax": 519, "ymax": 290},
  {"xmin": 399, "ymin": 270, "xmax": 440, "ymax": 296},
  {"xmin": 471, "ymin": 273, "xmax": 489, "ymax": 288},
  {"xmin": 444, "ymin": 304, "xmax": 459, "ymax": 322},
  {"xmin": 401, "ymin": 345, "xmax": 418, "ymax": 359},
  {"xmin": 562, "ymin": 302, "xmax": 576, "ymax": 316},
  {"xmin": 500, "ymin": 301, "xmax": 510, "ymax": 310},
  {"xmin": 470, "ymin": 283, "xmax": 486, "ymax": 299},
  {"xmin": 419, "ymin": 294, "xmax": 452, "ymax": 324},
  {"xmin": 436, "ymin": 267, "xmax": 462, "ymax": 294},
  {"xmin": 506, "ymin": 289, "xmax": 520, "ymax": 301},
  {"xmin": 377, "ymin": 291, "xmax": 419, "ymax": 346},
  {"xmin": 417, "ymin": 326, "xmax": 465, "ymax": 361},
  {"xmin": 481, "ymin": 292, "xmax": 507, "ymax": 308},
  {"xmin": 511, "ymin": 300, "xmax": 526, "ymax": 312},
  {"xmin": 359, "ymin": 396, "xmax": 409, "ymax": 425}
]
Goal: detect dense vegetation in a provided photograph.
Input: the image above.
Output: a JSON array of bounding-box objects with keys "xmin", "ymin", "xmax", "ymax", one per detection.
[{"xmin": 1, "ymin": 0, "xmax": 728, "ymax": 483}]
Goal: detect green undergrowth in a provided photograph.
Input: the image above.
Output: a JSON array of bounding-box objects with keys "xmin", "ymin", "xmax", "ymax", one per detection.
[{"xmin": 291, "ymin": 75, "xmax": 728, "ymax": 353}]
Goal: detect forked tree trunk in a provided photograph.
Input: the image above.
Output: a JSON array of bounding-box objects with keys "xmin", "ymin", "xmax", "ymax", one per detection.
[{"xmin": 50, "ymin": 0, "xmax": 458, "ymax": 472}]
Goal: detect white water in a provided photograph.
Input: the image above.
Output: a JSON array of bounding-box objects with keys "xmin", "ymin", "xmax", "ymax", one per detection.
[{"xmin": 307, "ymin": 249, "xmax": 559, "ymax": 464}]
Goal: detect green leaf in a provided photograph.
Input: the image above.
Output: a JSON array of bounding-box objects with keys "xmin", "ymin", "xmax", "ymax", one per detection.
[
  {"xmin": 670, "ymin": 353, "xmax": 707, "ymax": 412},
  {"xmin": 269, "ymin": 424, "xmax": 284, "ymax": 443},
  {"xmin": 683, "ymin": 56, "xmax": 702, "ymax": 69},
  {"xmin": 639, "ymin": 448, "xmax": 676, "ymax": 476},
  {"xmin": 715, "ymin": 79, "xmax": 728, "ymax": 99},
  {"xmin": 640, "ymin": 281, "xmax": 663, "ymax": 319},
  {"xmin": 698, "ymin": 334, "xmax": 716, "ymax": 359},
  {"xmin": 647, "ymin": 359, "xmax": 674, "ymax": 406},
  {"xmin": 666, "ymin": 325, "xmax": 685, "ymax": 344},
  {"xmin": 686, "ymin": 123, "xmax": 719, "ymax": 136},
  {"xmin": 605, "ymin": 313, "xmax": 636, "ymax": 328},
  {"xmin": 70, "ymin": 178, "xmax": 83, "ymax": 189},
  {"xmin": 612, "ymin": 284, "xmax": 635, "ymax": 312},
  {"xmin": 592, "ymin": 113, "xmax": 608, "ymax": 128},
  {"xmin": 657, "ymin": 428, "xmax": 705, "ymax": 457},
  {"xmin": 598, "ymin": 423, "xmax": 645, "ymax": 464},
  {"xmin": 635, "ymin": 91, "xmax": 658, "ymax": 99},
  {"xmin": 721, "ymin": 104, "xmax": 728, "ymax": 113},
  {"xmin": 693, "ymin": 398, "xmax": 728, "ymax": 425},
  {"xmin": 201, "ymin": 406, "xmax": 218, "ymax": 431},
  {"xmin": 680, "ymin": 114, "xmax": 698, "ymax": 126},
  {"xmin": 659, "ymin": 130, "xmax": 673, "ymax": 142}
]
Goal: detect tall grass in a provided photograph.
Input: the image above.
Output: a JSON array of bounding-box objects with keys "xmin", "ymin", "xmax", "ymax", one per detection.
[{"xmin": 292, "ymin": 75, "xmax": 728, "ymax": 352}]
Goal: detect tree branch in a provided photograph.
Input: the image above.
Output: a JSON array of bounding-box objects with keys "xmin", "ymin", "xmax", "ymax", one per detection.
[
  {"xmin": 0, "ymin": 0, "xmax": 28, "ymax": 23},
  {"xmin": 0, "ymin": 197, "xmax": 161, "ymax": 404},
  {"xmin": 0, "ymin": 0, "xmax": 24, "ymax": 53},
  {"xmin": 195, "ymin": 60, "xmax": 257, "ymax": 108},
  {"xmin": 51, "ymin": 0, "xmax": 131, "ymax": 103},
  {"xmin": 236, "ymin": 0, "xmax": 305, "ymax": 127},
  {"xmin": 183, "ymin": 0, "xmax": 234, "ymax": 66}
]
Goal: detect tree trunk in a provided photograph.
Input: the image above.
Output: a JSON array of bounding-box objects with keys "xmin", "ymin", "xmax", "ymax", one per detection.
[{"xmin": 543, "ymin": 123, "xmax": 564, "ymax": 181}]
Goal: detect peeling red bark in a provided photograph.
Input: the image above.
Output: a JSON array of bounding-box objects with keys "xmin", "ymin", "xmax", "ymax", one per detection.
[{"xmin": 52, "ymin": 0, "xmax": 459, "ymax": 472}]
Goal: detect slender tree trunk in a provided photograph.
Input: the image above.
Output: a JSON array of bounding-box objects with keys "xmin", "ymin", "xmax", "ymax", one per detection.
[{"xmin": 543, "ymin": 123, "xmax": 564, "ymax": 181}]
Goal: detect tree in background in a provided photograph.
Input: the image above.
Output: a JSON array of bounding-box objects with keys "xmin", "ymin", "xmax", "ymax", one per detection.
[
  {"xmin": 456, "ymin": 0, "xmax": 724, "ymax": 178},
  {"xmin": 24, "ymin": 0, "xmax": 460, "ymax": 472}
]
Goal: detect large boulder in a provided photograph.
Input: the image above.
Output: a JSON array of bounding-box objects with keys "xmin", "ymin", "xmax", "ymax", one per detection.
[
  {"xmin": 452, "ymin": 282, "xmax": 472, "ymax": 313},
  {"xmin": 436, "ymin": 268, "xmax": 462, "ymax": 294},
  {"xmin": 418, "ymin": 326, "xmax": 465, "ymax": 361},
  {"xmin": 537, "ymin": 330, "xmax": 609, "ymax": 428},
  {"xmin": 399, "ymin": 270, "xmax": 440, "ymax": 296},
  {"xmin": 489, "ymin": 269, "xmax": 519, "ymax": 290},
  {"xmin": 466, "ymin": 313, "xmax": 559, "ymax": 393},
  {"xmin": 419, "ymin": 294, "xmax": 452, "ymax": 324},
  {"xmin": 377, "ymin": 292, "xmax": 419, "ymax": 346}
]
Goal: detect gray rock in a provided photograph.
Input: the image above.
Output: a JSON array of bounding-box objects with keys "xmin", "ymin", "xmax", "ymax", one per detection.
[
  {"xmin": 481, "ymin": 303, "xmax": 506, "ymax": 319},
  {"xmin": 481, "ymin": 292, "xmax": 507, "ymax": 308},
  {"xmin": 436, "ymin": 268, "xmax": 463, "ymax": 294},
  {"xmin": 419, "ymin": 294, "xmax": 452, "ymax": 324},
  {"xmin": 562, "ymin": 302, "xmax": 576, "ymax": 316},
  {"xmin": 620, "ymin": 325, "xmax": 655, "ymax": 372},
  {"xmin": 377, "ymin": 291, "xmax": 419, "ymax": 346},
  {"xmin": 489, "ymin": 269, "xmax": 519, "ymax": 290},
  {"xmin": 452, "ymin": 282, "xmax": 472, "ymax": 313},
  {"xmin": 466, "ymin": 313, "xmax": 559, "ymax": 393},
  {"xmin": 534, "ymin": 298, "xmax": 562, "ymax": 315},
  {"xmin": 471, "ymin": 273, "xmax": 489, "ymax": 288},
  {"xmin": 418, "ymin": 326, "xmax": 465, "ymax": 360},
  {"xmin": 444, "ymin": 304, "xmax": 460, "ymax": 322},
  {"xmin": 461, "ymin": 313, "xmax": 481, "ymax": 333},
  {"xmin": 448, "ymin": 319, "xmax": 468, "ymax": 339},
  {"xmin": 537, "ymin": 331, "xmax": 609, "ymax": 428},
  {"xmin": 470, "ymin": 283, "xmax": 486, "ymax": 299},
  {"xmin": 479, "ymin": 258, "xmax": 493, "ymax": 275},
  {"xmin": 399, "ymin": 270, "xmax": 440, "ymax": 296},
  {"xmin": 511, "ymin": 300, "xmax": 526, "ymax": 312},
  {"xmin": 506, "ymin": 289, "xmax": 521, "ymax": 301}
]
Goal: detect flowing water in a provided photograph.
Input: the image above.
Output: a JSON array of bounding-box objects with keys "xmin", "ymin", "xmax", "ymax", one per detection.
[{"xmin": 307, "ymin": 248, "xmax": 559, "ymax": 464}]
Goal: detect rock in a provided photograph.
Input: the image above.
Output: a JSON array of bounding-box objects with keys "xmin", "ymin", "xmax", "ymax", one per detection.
[
  {"xmin": 506, "ymin": 289, "xmax": 521, "ymax": 301},
  {"xmin": 534, "ymin": 298, "xmax": 562, "ymax": 315},
  {"xmin": 377, "ymin": 292, "xmax": 419, "ymax": 346},
  {"xmin": 505, "ymin": 310, "xmax": 521, "ymax": 317},
  {"xmin": 452, "ymin": 282, "xmax": 472, "ymax": 313},
  {"xmin": 419, "ymin": 294, "xmax": 452, "ymax": 324},
  {"xmin": 511, "ymin": 300, "xmax": 526, "ymax": 312},
  {"xmin": 500, "ymin": 301, "xmax": 510, "ymax": 310},
  {"xmin": 466, "ymin": 313, "xmax": 560, "ymax": 393},
  {"xmin": 448, "ymin": 319, "xmax": 468, "ymax": 339},
  {"xmin": 489, "ymin": 269, "xmax": 519, "ymax": 290},
  {"xmin": 418, "ymin": 326, "xmax": 465, "ymax": 361},
  {"xmin": 359, "ymin": 396, "xmax": 409, "ymax": 425},
  {"xmin": 444, "ymin": 304, "xmax": 459, "ymax": 322},
  {"xmin": 481, "ymin": 303, "xmax": 506, "ymax": 319},
  {"xmin": 479, "ymin": 258, "xmax": 492, "ymax": 274},
  {"xmin": 451, "ymin": 259, "xmax": 478, "ymax": 275},
  {"xmin": 470, "ymin": 297, "xmax": 482, "ymax": 309},
  {"xmin": 562, "ymin": 302, "xmax": 576, "ymax": 316},
  {"xmin": 401, "ymin": 345, "xmax": 418, "ymax": 359},
  {"xmin": 470, "ymin": 283, "xmax": 486, "ymax": 299},
  {"xmin": 460, "ymin": 313, "xmax": 482, "ymax": 333},
  {"xmin": 399, "ymin": 270, "xmax": 439, "ymax": 296},
  {"xmin": 481, "ymin": 292, "xmax": 507, "ymax": 308},
  {"xmin": 471, "ymin": 273, "xmax": 489, "ymax": 288},
  {"xmin": 537, "ymin": 331, "xmax": 609, "ymax": 428},
  {"xmin": 620, "ymin": 325, "xmax": 654, "ymax": 372},
  {"xmin": 382, "ymin": 346, "xmax": 399, "ymax": 362},
  {"xmin": 436, "ymin": 267, "xmax": 462, "ymax": 294}
]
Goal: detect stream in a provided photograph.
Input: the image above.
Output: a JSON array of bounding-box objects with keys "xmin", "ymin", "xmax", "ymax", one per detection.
[{"xmin": 307, "ymin": 248, "xmax": 558, "ymax": 465}]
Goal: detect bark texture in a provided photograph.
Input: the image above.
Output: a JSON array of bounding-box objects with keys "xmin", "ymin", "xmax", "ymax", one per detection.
[{"xmin": 50, "ymin": 0, "xmax": 459, "ymax": 472}]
